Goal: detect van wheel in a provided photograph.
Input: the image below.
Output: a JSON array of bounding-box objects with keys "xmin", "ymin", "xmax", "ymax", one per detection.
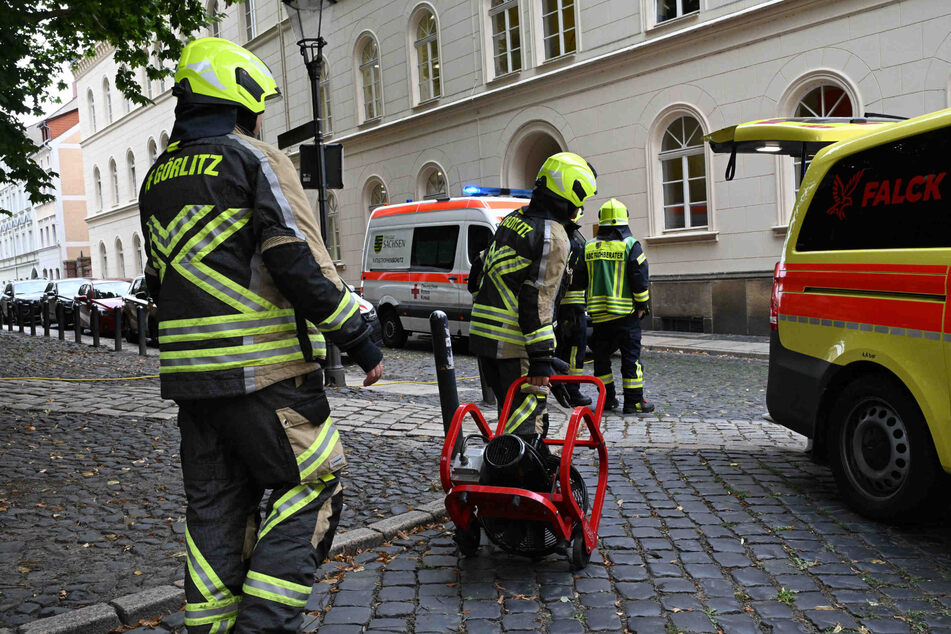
[
  {"xmin": 827, "ymin": 376, "xmax": 947, "ymax": 522},
  {"xmin": 380, "ymin": 309, "xmax": 407, "ymax": 348}
]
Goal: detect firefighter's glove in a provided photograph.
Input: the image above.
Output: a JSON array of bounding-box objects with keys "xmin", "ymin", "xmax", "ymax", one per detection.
[{"xmin": 635, "ymin": 301, "xmax": 651, "ymax": 318}]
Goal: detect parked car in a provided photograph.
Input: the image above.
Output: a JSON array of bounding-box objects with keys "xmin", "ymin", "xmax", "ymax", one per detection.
[
  {"xmin": 73, "ymin": 279, "xmax": 132, "ymax": 335},
  {"xmin": 42, "ymin": 278, "xmax": 91, "ymax": 326},
  {"xmin": 122, "ymin": 275, "xmax": 158, "ymax": 343},
  {"xmin": 1, "ymin": 280, "xmax": 49, "ymax": 325}
]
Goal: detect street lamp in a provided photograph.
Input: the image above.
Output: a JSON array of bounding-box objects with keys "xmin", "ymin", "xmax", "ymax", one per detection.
[{"xmin": 281, "ymin": 0, "xmax": 346, "ymax": 387}]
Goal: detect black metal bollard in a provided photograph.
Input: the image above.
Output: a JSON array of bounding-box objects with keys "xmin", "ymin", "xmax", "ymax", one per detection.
[
  {"xmin": 29, "ymin": 304, "xmax": 37, "ymax": 337},
  {"xmin": 430, "ymin": 310, "xmax": 462, "ymax": 456},
  {"xmin": 18, "ymin": 304, "xmax": 25, "ymax": 334},
  {"xmin": 57, "ymin": 303, "xmax": 65, "ymax": 341},
  {"xmin": 74, "ymin": 304, "xmax": 82, "ymax": 343},
  {"xmin": 5, "ymin": 306, "xmax": 10, "ymax": 331},
  {"xmin": 136, "ymin": 306, "xmax": 148, "ymax": 356},
  {"xmin": 114, "ymin": 307, "xmax": 122, "ymax": 352},
  {"xmin": 91, "ymin": 308, "xmax": 100, "ymax": 348},
  {"xmin": 42, "ymin": 301, "xmax": 50, "ymax": 337}
]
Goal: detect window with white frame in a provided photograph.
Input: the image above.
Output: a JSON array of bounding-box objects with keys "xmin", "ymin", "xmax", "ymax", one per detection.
[
  {"xmin": 127, "ymin": 151, "xmax": 137, "ymax": 199},
  {"xmin": 791, "ymin": 83, "xmax": 854, "ymax": 191},
  {"xmin": 414, "ymin": 10, "xmax": 441, "ymax": 102},
  {"xmin": 103, "ymin": 78, "xmax": 113, "ymax": 124},
  {"xmin": 109, "ymin": 159, "xmax": 119, "ymax": 206},
  {"xmin": 319, "ymin": 59, "xmax": 333, "ymax": 134},
  {"xmin": 489, "ymin": 0, "xmax": 521, "ymax": 76},
  {"xmin": 143, "ymin": 66, "xmax": 153, "ymax": 100},
  {"xmin": 367, "ymin": 179, "xmax": 388, "ymax": 213},
  {"xmin": 133, "ymin": 233, "xmax": 144, "ymax": 273},
  {"xmin": 93, "ymin": 167, "xmax": 103, "ymax": 210},
  {"xmin": 245, "ymin": 0, "xmax": 257, "ymax": 41},
  {"xmin": 421, "ymin": 165, "xmax": 447, "ymax": 199},
  {"xmin": 359, "ymin": 38, "xmax": 383, "ymax": 121},
  {"xmin": 656, "ymin": 0, "xmax": 699, "ymax": 24},
  {"xmin": 541, "ymin": 0, "xmax": 576, "ymax": 60},
  {"xmin": 209, "ymin": 0, "xmax": 220, "ymax": 38},
  {"xmin": 148, "ymin": 139, "xmax": 158, "ymax": 165},
  {"xmin": 87, "ymin": 90, "xmax": 96, "ymax": 133},
  {"xmin": 116, "ymin": 238, "xmax": 125, "ymax": 277},
  {"xmin": 659, "ymin": 115, "xmax": 707, "ymax": 231},
  {"xmin": 160, "ymin": 132, "xmax": 169, "ymax": 151},
  {"xmin": 327, "ymin": 193, "xmax": 342, "ymax": 262},
  {"xmin": 99, "ymin": 242, "xmax": 108, "ymax": 277}
]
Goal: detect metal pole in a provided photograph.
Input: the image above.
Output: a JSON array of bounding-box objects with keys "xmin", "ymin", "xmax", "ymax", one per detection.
[
  {"xmin": 57, "ymin": 303, "xmax": 65, "ymax": 341},
  {"xmin": 18, "ymin": 304, "xmax": 24, "ymax": 334},
  {"xmin": 137, "ymin": 305, "xmax": 148, "ymax": 356},
  {"xmin": 74, "ymin": 303, "xmax": 81, "ymax": 343},
  {"xmin": 114, "ymin": 307, "xmax": 122, "ymax": 352},
  {"xmin": 29, "ymin": 304, "xmax": 36, "ymax": 337},
  {"xmin": 430, "ymin": 310, "xmax": 462, "ymax": 455},
  {"xmin": 42, "ymin": 300, "xmax": 50, "ymax": 337},
  {"xmin": 91, "ymin": 308, "xmax": 100, "ymax": 348}
]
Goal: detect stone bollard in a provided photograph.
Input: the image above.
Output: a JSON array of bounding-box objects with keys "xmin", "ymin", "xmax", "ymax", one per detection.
[
  {"xmin": 91, "ymin": 307, "xmax": 100, "ymax": 348},
  {"xmin": 57, "ymin": 303, "xmax": 65, "ymax": 341},
  {"xmin": 137, "ymin": 305, "xmax": 148, "ymax": 356},
  {"xmin": 114, "ymin": 307, "xmax": 122, "ymax": 352}
]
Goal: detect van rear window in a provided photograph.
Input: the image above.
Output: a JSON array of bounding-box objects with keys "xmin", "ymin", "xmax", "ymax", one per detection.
[
  {"xmin": 797, "ymin": 127, "xmax": 951, "ymax": 251},
  {"xmin": 412, "ymin": 225, "xmax": 459, "ymax": 270}
]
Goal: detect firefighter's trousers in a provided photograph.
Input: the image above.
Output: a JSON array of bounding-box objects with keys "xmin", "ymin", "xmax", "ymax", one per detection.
[
  {"xmin": 176, "ymin": 371, "xmax": 343, "ymax": 634},
  {"xmin": 479, "ymin": 356, "xmax": 549, "ymax": 437},
  {"xmin": 591, "ymin": 315, "xmax": 645, "ymax": 405},
  {"xmin": 555, "ymin": 305, "xmax": 588, "ymax": 399}
]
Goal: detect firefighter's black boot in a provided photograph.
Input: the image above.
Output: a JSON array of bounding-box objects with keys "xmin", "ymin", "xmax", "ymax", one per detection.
[{"xmin": 623, "ymin": 399, "xmax": 655, "ymax": 414}]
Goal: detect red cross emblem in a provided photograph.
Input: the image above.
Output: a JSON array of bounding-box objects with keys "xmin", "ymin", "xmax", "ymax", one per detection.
[{"xmin": 411, "ymin": 284, "xmax": 420, "ymax": 299}]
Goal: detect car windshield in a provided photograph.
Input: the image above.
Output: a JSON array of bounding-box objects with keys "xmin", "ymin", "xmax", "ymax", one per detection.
[
  {"xmin": 57, "ymin": 281, "xmax": 86, "ymax": 297},
  {"xmin": 95, "ymin": 281, "xmax": 131, "ymax": 298},
  {"xmin": 14, "ymin": 280, "xmax": 48, "ymax": 294}
]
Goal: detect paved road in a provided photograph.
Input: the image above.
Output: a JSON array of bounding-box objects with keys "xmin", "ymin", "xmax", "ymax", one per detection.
[{"xmin": 2, "ymin": 330, "xmax": 950, "ymax": 633}]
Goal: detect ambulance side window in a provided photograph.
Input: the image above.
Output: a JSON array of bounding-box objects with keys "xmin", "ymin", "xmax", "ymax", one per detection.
[
  {"xmin": 467, "ymin": 225, "xmax": 493, "ymax": 264},
  {"xmin": 411, "ymin": 225, "xmax": 459, "ymax": 270},
  {"xmin": 797, "ymin": 127, "xmax": 951, "ymax": 251}
]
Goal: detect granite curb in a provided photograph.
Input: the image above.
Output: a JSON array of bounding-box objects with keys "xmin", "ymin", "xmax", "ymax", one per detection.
[
  {"xmin": 13, "ymin": 499, "xmax": 448, "ymax": 634},
  {"xmin": 642, "ymin": 342, "xmax": 769, "ymax": 360}
]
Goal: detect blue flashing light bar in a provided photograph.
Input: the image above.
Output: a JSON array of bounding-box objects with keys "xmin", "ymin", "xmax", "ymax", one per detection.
[{"xmin": 462, "ymin": 185, "xmax": 533, "ymax": 198}]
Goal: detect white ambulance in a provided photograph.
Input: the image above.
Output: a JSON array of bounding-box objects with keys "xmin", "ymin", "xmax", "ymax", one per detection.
[{"xmin": 360, "ymin": 187, "xmax": 531, "ymax": 347}]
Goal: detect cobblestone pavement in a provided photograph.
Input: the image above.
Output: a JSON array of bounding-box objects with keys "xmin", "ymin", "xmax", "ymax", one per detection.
[{"xmin": 294, "ymin": 448, "xmax": 951, "ymax": 634}]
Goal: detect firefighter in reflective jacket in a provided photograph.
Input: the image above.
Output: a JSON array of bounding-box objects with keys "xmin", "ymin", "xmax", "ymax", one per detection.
[
  {"xmin": 469, "ymin": 152, "xmax": 597, "ymax": 445},
  {"xmin": 138, "ymin": 38, "xmax": 383, "ymax": 633},
  {"xmin": 585, "ymin": 198, "xmax": 655, "ymax": 414},
  {"xmin": 553, "ymin": 209, "xmax": 592, "ymax": 407}
]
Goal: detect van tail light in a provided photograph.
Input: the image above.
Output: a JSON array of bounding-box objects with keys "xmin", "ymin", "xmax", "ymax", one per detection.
[{"xmin": 769, "ymin": 262, "xmax": 781, "ymax": 331}]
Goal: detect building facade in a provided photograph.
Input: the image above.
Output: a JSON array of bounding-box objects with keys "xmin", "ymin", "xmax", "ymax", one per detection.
[
  {"xmin": 282, "ymin": 0, "xmax": 951, "ymax": 334},
  {"xmin": 30, "ymin": 101, "xmax": 92, "ymax": 281},
  {"xmin": 0, "ymin": 176, "xmax": 38, "ymax": 284}
]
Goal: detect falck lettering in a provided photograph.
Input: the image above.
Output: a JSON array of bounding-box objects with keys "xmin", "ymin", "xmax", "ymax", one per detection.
[{"xmin": 826, "ymin": 169, "xmax": 866, "ymax": 220}]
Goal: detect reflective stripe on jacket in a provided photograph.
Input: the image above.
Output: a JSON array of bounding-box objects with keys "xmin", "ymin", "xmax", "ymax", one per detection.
[{"xmin": 585, "ymin": 235, "xmax": 649, "ymax": 323}]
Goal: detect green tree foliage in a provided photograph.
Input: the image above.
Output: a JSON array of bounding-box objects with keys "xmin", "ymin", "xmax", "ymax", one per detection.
[{"xmin": 0, "ymin": 0, "xmax": 232, "ymax": 215}]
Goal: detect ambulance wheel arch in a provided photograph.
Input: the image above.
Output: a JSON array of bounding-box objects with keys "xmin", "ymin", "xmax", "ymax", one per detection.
[{"xmin": 822, "ymin": 370, "xmax": 948, "ymax": 521}]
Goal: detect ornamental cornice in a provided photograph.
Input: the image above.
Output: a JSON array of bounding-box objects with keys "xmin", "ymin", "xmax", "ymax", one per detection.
[{"xmin": 71, "ymin": 42, "xmax": 115, "ymax": 81}]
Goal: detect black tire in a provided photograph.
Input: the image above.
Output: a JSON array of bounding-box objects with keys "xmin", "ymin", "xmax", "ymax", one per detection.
[
  {"xmin": 454, "ymin": 522, "xmax": 480, "ymax": 557},
  {"xmin": 569, "ymin": 524, "xmax": 590, "ymax": 571},
  {"xmin": 827, "ymin": 375, "xmax": 947, "ymax": 522},
  {"xmin": 380, "ymin": 308, "xmax": 407, "ymax": 348}
]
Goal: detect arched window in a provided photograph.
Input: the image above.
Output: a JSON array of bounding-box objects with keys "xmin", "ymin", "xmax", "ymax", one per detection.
[
  {"xmin": 488, "ymin": 0, "xmax": 521, "ymax": 77},
  {"xmin": 659, "ymin": 115, "xmax": 707, "ymax": 231},
  {"xmin": 792, "ymin": 84, "xmax": 855, "ymax": 190},
  {"xmin": 418, "ymin": 164, "xmax": 448, "ymax": 199},
  {"xmin": 103, "ymin": 78, "xmax": 113, "ymax": 124},
  {"xmin": 413, "ymin": 9, "xmax": 441, "ymax": 103},
  {"xmin": 327, "ymin": 193, "xmax": 342, "ymax": 262},
  {"xmin": 109, "ymin": 159, "xmax": 119, "ymax": 207},
  {"xmin": 116, "ymin": 238, "xmax": 125, "ymax": 277},
  {"xmin": 99, "ymin": 242, "xmax": 108, "ymax": 277},
  {"xmin": 160, "ymin": 132, "xmax": 169, "ymax": 151},
  {"xmin": 87, "ymin": 90, "xmax": 97, "ymax": 133},
  {"xmin": 148, "ymin": 138, "xmax": 158, "ymax": 165},
  {"xmin": 133, "ymin": 233, "xmax": 144, "ymax": 273},
  {"xmin": 366, "ymin": 179, "xmax": 388, "ymax": 214},
  {"xmin": 55, "ymin": 268, "xmax": 60, "ymax": 279},
  {"xmin": 319, "ymin": 59, "xmax": 333, "ymax": 134},
  {"xmin": 143, "ymin": 66, "xmax": 153, "ymax": 100},
  {"xmin": 358, "ymin": 37, "xmax": 383, "ymax": 121},
  {"xmin": 93, "ymin": 166, "xmax": 103, "ymax": 210},
  {"xmin": 127, "ymin": 150, "xmax": 137, "ymax": 199},
  {"xmin": 540, "ymin": 0, "xmax": 576, "ymax": 60}
]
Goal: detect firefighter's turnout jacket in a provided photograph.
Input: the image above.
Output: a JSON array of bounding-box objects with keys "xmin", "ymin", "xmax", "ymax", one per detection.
[
  {"xmin": 584, "ymin": 228, "xmax": 650, "ymax": 323},
  {"xmin": 469, "ymin": 205, "xmax": 570, "ymax": 377},
  {"xmin": 556, "ymin": 226, "xmax": 588, "ymax": 384},
  {"xmin": 139, "ymin": 131, "xmax": 380, "ymax": 401}
]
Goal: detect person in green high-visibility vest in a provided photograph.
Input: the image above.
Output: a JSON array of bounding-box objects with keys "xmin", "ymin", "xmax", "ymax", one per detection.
[{"xmin": 585, "ymin": 198, "xmax": 655, "ymax": 414}]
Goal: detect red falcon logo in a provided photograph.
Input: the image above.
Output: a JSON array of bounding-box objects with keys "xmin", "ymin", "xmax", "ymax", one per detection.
[{"xmin": 826, "ymin": 169, "xmax": 866, "ymax": 220}]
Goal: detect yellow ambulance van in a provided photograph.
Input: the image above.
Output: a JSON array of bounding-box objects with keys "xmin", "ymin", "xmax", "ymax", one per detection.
[
  {"xmin": 706, "ymin": 113, "xmax": 951, "ymax": 521},
  {"xmin": 360, "ymin": 188, "xmax": 530, "ymax": 347}
]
